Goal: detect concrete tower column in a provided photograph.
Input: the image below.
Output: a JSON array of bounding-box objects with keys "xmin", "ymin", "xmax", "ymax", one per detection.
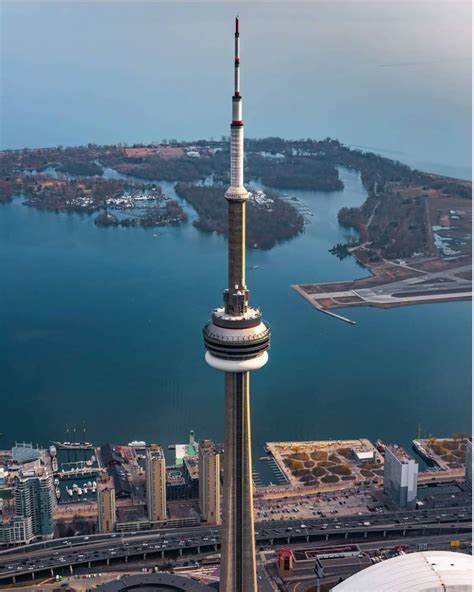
[
  {"xmin": 220, "ymin": 371, "xmax": 257, "ymax": 591},
  {"xmin": 228, "ymin": 200, "xmax": 246, "ymax": 294}
]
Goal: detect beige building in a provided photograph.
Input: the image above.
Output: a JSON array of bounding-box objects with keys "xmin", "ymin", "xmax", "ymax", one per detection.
[
  {"xmin": 146, "ymin": 445, "xmax": 167, "ymax": 522},
  {"xmin": 97, "ymin": 485, "xmax": 116, "ymax": 533},
  {"xmin": 198, "ymin": 440, "xmax": 221, "ymax": 525}
]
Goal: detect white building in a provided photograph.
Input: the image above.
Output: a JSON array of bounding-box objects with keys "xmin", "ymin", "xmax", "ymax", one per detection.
[
  {"xmin": 383, "ymin": 445, "xmax": 418, "ymax": 508},
  {"xmin": 331, "ymin": 551, "xmax": 472, "ymax": 592}
]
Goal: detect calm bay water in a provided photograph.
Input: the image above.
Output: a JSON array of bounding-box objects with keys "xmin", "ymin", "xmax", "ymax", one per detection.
[{"xmin": 0, "ymin": 168, "xmax": 471, "ymax": 478}]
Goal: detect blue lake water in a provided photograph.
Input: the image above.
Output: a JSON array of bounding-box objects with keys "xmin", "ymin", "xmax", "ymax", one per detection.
[{"xmin": 0, "ymin": 167, "xmax": 471, "ymax": 480}]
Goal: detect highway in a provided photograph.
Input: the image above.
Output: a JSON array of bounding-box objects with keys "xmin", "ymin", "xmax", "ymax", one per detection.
[{"xmin": 0, "ymin": 506, "xmax": 470, "ymax": 583}]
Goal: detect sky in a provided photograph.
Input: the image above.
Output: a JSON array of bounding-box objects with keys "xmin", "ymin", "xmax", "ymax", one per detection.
[{"xmin": 1, "ymin": 1, "xmax": 472, "ymax": 177}]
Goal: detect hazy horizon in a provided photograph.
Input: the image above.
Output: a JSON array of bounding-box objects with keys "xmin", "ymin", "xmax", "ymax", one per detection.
[{"xmin": 1, "ymin": 2, "xmax": 472, "ymax": 178}]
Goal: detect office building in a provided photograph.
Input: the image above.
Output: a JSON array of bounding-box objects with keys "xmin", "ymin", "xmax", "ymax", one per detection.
[{"xmin": 383, "ymin": 445, "xmax": 418, "ymax": 508}]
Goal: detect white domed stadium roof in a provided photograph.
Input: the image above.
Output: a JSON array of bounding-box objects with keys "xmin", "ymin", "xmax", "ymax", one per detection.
[{"xmin": 331, "ymin": 551, "xmax": 472, "ymax": 592}]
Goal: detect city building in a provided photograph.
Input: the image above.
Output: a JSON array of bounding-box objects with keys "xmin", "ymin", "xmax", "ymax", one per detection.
[
  {"xmin": 202, "ymin": 18, "xmax": 271, "ymax": 590},
  {"xmin": 198, "ymin": 440, "xmax": 221, "ymax": 525},
  {"xmin": 465, "ymin": 438, "xmax": 472, "ymax": 487},
  {"xmin": 97, "ymin": 484, "xmax": 116, "ymax": 533},
  {"xmin": 15, "ymin": 470, "xmax": 53, "ymax": 539},
  {"xmin": 331, "ymin": 551, "xmax": 472, "ymax": 592},
  {"xmin": 277, "ymin": 547, "xmax": 294, "ymax": 577},
  {"xmin": 174, "ymin": 430, "xmax": 199, "ymax": 466},
  {"xmin": 0, "ymin": 515, "xmax": 34, "ymax": 546},
  {"xmin": 183, "ymin": 456, "xmax": 199, "ymax": 498},
  {"xmin": 145, "ymin": 445, "xmax": 166, "ymax": 522},
  {"xmin": 11, "ymin": 442, "xmax": 41, "ymax": 465},
  {"xmin": 95, "ymin": 573, "xmax": 215, "ymax": 591},
  {"xmin": 166, "ymin": 466, "xmax": 189, "ymax": 500},
  {"xmin": 383, "ymin": 445, "xmax": 418, "ymax": 509}
]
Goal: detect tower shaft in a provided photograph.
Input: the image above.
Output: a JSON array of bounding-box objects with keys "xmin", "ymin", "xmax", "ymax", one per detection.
[
  {"xmin": 228, "ymin": 200, "xmax": 246, "ymax": 298},
  {"xmin": 221, "ymin": 372, "xmax": 257, "ymax": 591}
]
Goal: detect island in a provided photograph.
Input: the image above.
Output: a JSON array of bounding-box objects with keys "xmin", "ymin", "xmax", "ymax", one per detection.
[
  {"xmin": 174, "ymin": 183, "xmax": 304, "ymax": 250},
  {"xmin": 0, "ymin": 139, "xmax": 471, "ymax": 292}
]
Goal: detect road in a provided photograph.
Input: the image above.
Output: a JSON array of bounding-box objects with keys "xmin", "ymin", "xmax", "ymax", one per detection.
[{"xmin": 0, "ymin": 505, "xmax": 470, "ymax": 583}]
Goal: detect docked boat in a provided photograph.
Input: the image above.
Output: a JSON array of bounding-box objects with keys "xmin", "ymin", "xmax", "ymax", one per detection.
[
  {"xmin": 375, "ymin": 439, "xmax": 386, "ymax": 453},
  {"xmin": 412, "ymin": 439, "xmax": 437, "ymax": 466},
  {"xmin": 55, "ymin": 487, "xmax": 61, "ymax": 500}
]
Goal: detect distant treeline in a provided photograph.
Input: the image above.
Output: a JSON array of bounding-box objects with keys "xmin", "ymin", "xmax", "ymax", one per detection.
[
  {"xmin": 245, "ymin": 154, "xmax": 343, "ymax": 191},
  {"xmin": 2, "ymin": 139, "xmax": 471, "ymax": 201},
  {"xmin": 175, "ymin": 183, "xmax": 304, "ymax": 250}
]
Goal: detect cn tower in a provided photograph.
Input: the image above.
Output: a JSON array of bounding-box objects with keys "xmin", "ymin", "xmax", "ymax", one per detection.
[{"xmin": 203, "ymin": 17, "xmax": 270, "ymax": 592}]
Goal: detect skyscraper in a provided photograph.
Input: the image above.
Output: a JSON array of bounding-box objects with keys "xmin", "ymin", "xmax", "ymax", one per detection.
[
  {"xmin": 97, "ymin": 483, "xmax": 116, "ymax": 534},
  {"xmin": 145, "ymin": 444, "xmax": 167, "ymax": 522},
  {"xmin": 203, "ymin": 18, "xmax": 270, "ymax": 591},
  {"xmin": 15, "ymin": 471, "xmax": 53, "ymax": 539},
  {"xmin": 383, "ymin": 445, "xmax": 418, "ymax": 509},
  {"xmin": 198, "ymin": 440, "xmax": 221, "ymax": 525}
]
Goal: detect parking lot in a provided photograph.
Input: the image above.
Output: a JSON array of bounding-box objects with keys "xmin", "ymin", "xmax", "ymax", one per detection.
[{"xmin": 254, "ymin": 489, "xmax": 381, "ymax": 523}]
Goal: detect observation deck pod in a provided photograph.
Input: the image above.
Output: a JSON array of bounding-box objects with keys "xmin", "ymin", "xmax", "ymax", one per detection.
[{"xmin": 203, "ymin": 306, "xmax": 270, "ymax": 373}]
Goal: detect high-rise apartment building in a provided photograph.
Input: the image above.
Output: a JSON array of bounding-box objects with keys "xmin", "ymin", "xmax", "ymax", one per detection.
[
  {"xmin": 145, "ymin": 445, "xmax": 167, "ymax": 522},
  {"xmin": 383, "ymin": 445, "xmax": 418, "ymax": 509},
  {"xmin": 198, "ymin": 440, "xmax": 221, "ymax": 525},
  {"xmin": 97, "ymin": 484, "xmax": 116, "ymax": 533},
  {"xmin": 15, "ymin": 471, "xmax": 53, "ymax": 539}
]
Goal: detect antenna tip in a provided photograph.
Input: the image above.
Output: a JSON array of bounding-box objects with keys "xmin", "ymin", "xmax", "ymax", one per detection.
[{"xmin": 235, "ymin": 16, "xmax": 239, "ymax": 33}]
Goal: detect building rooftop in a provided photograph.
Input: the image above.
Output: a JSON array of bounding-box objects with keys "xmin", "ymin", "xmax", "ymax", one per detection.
[
  {"xmin": 199, "ymin": 440, "xmax": 223, "ymax": 456},
  {"xmin": 293, "ymin": 544, "xmax": 360, "ymax": 562},
  {"xmin": 147, "ymin": 444, "xmax": 165, "ymax": 460},
  {"xmin": 386, "ymin": 444, "xmax": 414, "ymax": 463},
  {"xmin": 332, "ymin": 551, "xmax": 472, "ymax": 592},
  {"xmin": 108, "ymin": 465, "xmax": 131, "ymax": 497},
  {"xmin": 183, "ymin": 456, "xmax": 199, "ymax": 480},
  {"xmin": 95, "ymin": 573, "xmax": 215, "ymax": 591},
  {"xmin": 100, "ymin": 444, "xmax": 124, "ymax": 467},
  {"xmin": 11, "ymin": 442, "xmax": 41, "ymax": 464},
  {"xmin": 166, "ymin": 467, "xmax": 186, "ymax": 487}
]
